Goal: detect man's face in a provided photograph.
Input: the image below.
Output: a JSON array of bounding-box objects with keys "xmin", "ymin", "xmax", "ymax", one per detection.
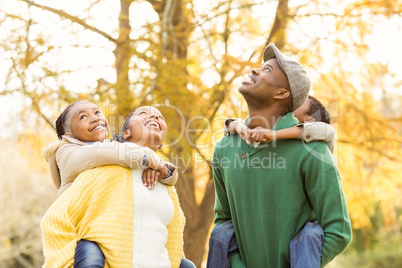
[
  {"xmin": 238, "ymin": 58, "xmax": 289, "ymax": 101},
  {"xmin": 68, "ymin": 101, "xmax": 109, "ymax": 142},
  {"xmin": 123, "ymin": 106, "xmax": 167, "ymax": 149},
  {"xmin": 293, "ymin": 98, "xmax": 314, "ymax": 123}
]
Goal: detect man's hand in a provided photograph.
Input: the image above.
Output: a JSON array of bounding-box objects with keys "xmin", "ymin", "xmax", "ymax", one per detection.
[{"xmin": 141, "ymin": 168, "xmax": 162, "ymax": 190}]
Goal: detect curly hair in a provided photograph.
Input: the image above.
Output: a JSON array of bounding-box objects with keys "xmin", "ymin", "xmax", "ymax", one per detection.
[
  {"xmin": 307, "ymin": 96, "xmax": 331, "ymax": 124},
  {"xmin": 55, "ymin": 100, "xmax": 84, "ymax": 140}
]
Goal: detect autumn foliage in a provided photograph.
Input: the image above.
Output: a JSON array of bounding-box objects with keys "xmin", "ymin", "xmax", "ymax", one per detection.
[{"xmin": 0, "ymin": 0, "xmax": 401, "ymax": 267}]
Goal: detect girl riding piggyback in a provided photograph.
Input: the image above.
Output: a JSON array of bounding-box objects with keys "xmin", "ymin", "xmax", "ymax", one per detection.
[{"xmin": 43, "ymin": 100, "xmax": 178, "ymax": 197}]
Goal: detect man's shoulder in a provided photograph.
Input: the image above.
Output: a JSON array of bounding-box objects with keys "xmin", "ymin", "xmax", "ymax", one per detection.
[
  {"xmin": 214, "ymin": 135, "xmax": 241, "ymax": 152},
  {"xmin": 281, "ymin": 139, "xmax": 329, "ymax": 153},
  {"xmin": 298, "ymin": 141, "xmax": 337, "ymax": 167},
  {"xmin": 301, "ymin": 140, "xmax": 331, "ymax": 154}
]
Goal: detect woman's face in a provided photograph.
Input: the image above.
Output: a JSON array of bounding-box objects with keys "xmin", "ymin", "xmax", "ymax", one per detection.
[{"xmin": 123, "ymin": 106, "xmax": 167, "ymax": 150}]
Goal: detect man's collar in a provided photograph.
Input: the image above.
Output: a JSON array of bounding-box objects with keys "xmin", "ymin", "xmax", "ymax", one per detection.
[
  {"xmin": 244, "ymin": 112, "xmax": 300, "ymax": 131},
  {"xmin": 271, "ymin": 112, "xmax": 300, "ymax": 131},
  {"xmin": 244, "ymin": 112, "xmax": 299, "ymax": 148}
]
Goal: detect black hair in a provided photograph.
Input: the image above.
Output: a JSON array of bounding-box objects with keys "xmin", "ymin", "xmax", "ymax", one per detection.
[
  {"xmin": 55, "ymin": 100, "xmax": 84, "ymax": 140},
  {"xmin": 109, "ymin": 110, "xmax": 135, "ymax": 143},
  {"xmin": 109, "ymin": 133, "xmax": 127, "ymax": 143},
  {"xmin": 122, "ymin": 111, "xmax": 135, "ymax": 134},
  {"xmin": 307, "ymin": 95, "xmax": 331, "ymax": 124}
]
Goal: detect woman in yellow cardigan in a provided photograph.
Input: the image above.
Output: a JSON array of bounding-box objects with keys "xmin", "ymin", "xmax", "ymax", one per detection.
[{"xmin": 41, "ymin": 106, "xmax": 195, "ymax": 268}]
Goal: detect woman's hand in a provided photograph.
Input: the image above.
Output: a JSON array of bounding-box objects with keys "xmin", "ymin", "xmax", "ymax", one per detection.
[
  {"xmin": 145, "ymin": 156, "xmax": 169, "ymax": 178},
  {"xmin": 141, "ymin": 168, "xmax": 162, "ymax": 190}
]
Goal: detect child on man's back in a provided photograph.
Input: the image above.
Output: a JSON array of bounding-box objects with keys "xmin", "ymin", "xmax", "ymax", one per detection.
[
  {"xmin": 207, "ymin": 95, "xmax": 334, "ymax": 268},
  {"xmin": 225, "ymin": 95, "xmax": 335, "ymax": 152}
]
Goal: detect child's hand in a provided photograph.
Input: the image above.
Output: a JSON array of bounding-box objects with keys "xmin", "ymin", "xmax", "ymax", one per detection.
[
  {"xmin": 164, "ymin": 162, "xmax": 176, "ymax": 174},
  {"xmin": 248, "ymin": 127, "xmax": 277, "ymax": 143},
  {"xmin": 141, "ymin": 168, "xmax": 162, "ymax": 190},
  {"xmin": 230, "ymin": 121, "xmax": 252, "ymax": 144},
  {"xmin": 146, "ymin": 156, "xmax": 169, "ymax": 178}
]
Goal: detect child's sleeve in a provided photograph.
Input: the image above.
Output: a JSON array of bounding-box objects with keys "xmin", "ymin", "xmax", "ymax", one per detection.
[
  {"xmin": 57, "ymin": 140, "xmax": 162, "ymax": 184},
  {"xmin": 158, "ymin": 164, "xmax": 178, "ymax": 186},
  {"xmin": 300, "ymin": 122, "xmax": 335, "ymax": 153}
]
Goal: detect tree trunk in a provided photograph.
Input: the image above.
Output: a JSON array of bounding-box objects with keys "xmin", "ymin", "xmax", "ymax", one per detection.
[
  {"xmin": 266, "ymin": 0, "xmax": 289, "ymax": 50},
  {"xmin": 114, "ymin": 0, "xmax": 134, "ymax": 117}
]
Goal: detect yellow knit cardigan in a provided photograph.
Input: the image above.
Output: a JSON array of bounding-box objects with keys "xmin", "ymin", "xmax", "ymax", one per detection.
[{"xmin": 41, "ymin": 165, "xmax": 185, "ymax": 268}]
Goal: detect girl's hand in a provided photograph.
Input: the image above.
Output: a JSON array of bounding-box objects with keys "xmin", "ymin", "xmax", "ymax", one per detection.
[
  {"xmin": 248, "ymin": 127, "xmax": 277, "ymax": 143},
  {"xmin": 141, "ymin": 168, "xmax": 162, "ymax": 190},
  {"xmin": 146, "ymin": 156, "xmax": 169, "ymax": 178}
]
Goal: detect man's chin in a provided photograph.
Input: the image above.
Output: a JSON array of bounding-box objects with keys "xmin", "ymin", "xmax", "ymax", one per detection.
[{"xmin": 238, "ymin": 86, "xmax": 250, "ymax": 97}]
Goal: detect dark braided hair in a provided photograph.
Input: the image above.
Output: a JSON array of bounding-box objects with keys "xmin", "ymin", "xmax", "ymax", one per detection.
[
  {"xmin": 109, "ymin": 110, "xmax": 136, "ymax": 143},
  {"xmin": 55, "ymin": 100, "xmax": 84, "ymax": 140},
  {"xmin": 122, "ymin": 110, "xmax": 136, "ymax": 134},
  {"xmin": 307, "ymin": 96, "xmax": 331, "ymax": 124}
]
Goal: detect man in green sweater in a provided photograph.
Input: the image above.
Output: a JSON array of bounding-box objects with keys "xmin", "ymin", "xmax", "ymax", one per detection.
[{"xmin": 211, "ymin": 43, "xmax": 352, "ymax": 267}]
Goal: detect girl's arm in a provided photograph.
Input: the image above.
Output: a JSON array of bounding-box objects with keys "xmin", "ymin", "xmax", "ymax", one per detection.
[{"xmin": 56, "ymin": 139, "xmax": 174, "ymax": 188}]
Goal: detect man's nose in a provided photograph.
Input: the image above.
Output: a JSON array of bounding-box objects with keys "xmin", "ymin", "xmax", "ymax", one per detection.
[{"xmin": 251, "ymin": 68, "xmax": 260, "ymax": 75}]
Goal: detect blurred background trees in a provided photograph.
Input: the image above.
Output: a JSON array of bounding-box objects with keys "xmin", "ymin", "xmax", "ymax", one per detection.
[{"xmin": 0, "ymin": 0, "xmax": 401, "ymax": 267}]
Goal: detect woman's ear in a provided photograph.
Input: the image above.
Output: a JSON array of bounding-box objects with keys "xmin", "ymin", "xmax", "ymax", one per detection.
[
  {"xmin": 273, "ymin": 88, "xmax": 291, "ymax": 100},
  {"xmin": 123, "ymin": 129, "xmax": 131, "ymax": 140}
]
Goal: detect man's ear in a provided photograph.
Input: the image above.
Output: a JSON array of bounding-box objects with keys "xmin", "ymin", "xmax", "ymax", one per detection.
[
  {"xmin": 304, "ymin": 116, "xmax": 315, "ymax": 123},
  {"xmin": 123, "ymin": 129, "xmax": 131, "ymax": 140},
  {"xmin": 273, "ymin": 88, "xmax": 291, "ymax": 100}
]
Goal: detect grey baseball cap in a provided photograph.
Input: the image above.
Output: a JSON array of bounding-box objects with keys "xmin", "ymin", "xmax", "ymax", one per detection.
[{"xmin": 263, "ymin": 43, "xmax": 310, "ymax": 111}]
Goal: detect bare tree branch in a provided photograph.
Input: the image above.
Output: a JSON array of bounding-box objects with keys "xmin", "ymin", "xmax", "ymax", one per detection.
[
  {"xmin": 21, "ymin": 0, "xmax": 117, "ymax": 43},
  {"xmin": 11, "ymin": 59, "xmax": 55, "ymax": 130}
]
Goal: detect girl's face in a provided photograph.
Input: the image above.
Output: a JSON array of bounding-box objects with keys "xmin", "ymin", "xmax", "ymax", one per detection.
[
  {"xmin": 68, "ymin": 101, "xmax": 109, "ymax": 142},
  {"xmin": 123, "ymin": 106, "xmax": 167, "ymax": 150}
]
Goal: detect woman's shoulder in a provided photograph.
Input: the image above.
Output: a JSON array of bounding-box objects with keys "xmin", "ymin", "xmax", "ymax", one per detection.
[
  {"xmin": 84, "ymin": 165, "xmax": 132, "ymax": 175},
  {"xmin": 74, "ymin": 165, "xmax": 133, "ymax": 189}
]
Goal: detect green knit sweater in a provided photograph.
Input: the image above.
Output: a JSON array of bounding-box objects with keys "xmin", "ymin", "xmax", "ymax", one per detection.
[{"xmin": 213, "ymin": 113, "xmax": 352, "ymax": 268}]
